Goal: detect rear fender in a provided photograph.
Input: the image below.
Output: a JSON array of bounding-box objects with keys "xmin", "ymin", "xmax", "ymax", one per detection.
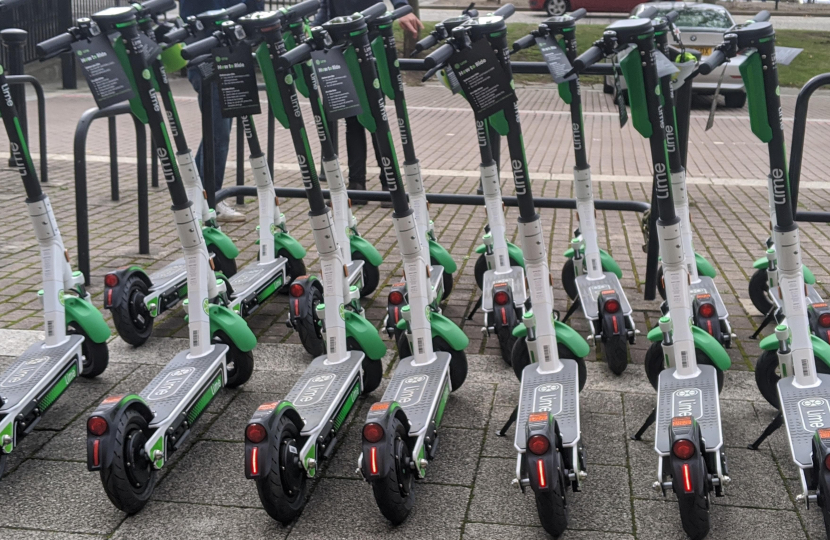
[
  {"xmin": 344, "ymin": 310, "xmax": 387, "ymax": 360},
  {"xmin": 523, "ymin": 411, "xmax": 562, "ymax": 494},
  {"xmin": 103, "ymin": 266, "xmax": 151, "ymax": 310},
  {"xmin": 360, "ymin": 401, "xmax": 410, "ymax": 481},
  {"xmin": 429, "ymin": 239, "xmax": 457, "ymax": 274},
  {"xmin": 668, "ymin": 417, "xmax": 708, "ymax": 500},
  {"xmin": 244, "ymin": 401, "xmax": 304, "ymax": 480},
  {"xmin": 287, "ymin": 276, "xmax": 322, "ymax": 329},
  {"xmin": 87, "ymin": 394, "xmax": 153, "ymax": 471},
  {"xmin": 209, "ymin": 304, "xmax": 257, "ymax": 353},
  {"xmin": 349, "ymin": 235, "xmax": 383, "ymax": 267},
  {"xmin": 65, "ymin": 296, "xmax": 111, "ymax": 344}
]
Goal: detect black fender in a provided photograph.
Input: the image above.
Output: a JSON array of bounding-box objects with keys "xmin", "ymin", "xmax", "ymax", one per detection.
[
  {"xmin": 103, "ymin": 266, "xmax": 151, "ymax": 310},
  {"xmin": 385, "ymin": 281, "xmax": 408, "ymax": 334},
  {"xmin": 244, "ymin": 400, "xmax": 304, "ymax": 480},
  {"xmin": 692, "ymin": 293, "xmax": 722, "ymax": 343},
  {"xmin": 287, "ymin": 276, "xmax": 323, "ymax": 329},
  {"xmin": 492, "ymin": 281, "xmax": 519, "ymax": 332},
  {"xmin": 668, "ymin": 416, "xmax": 709, "ymax": 500},
  {"xmin": 813, "ymin": 428, "xmax": 830, "ymax": 507},
  {"xmin": 598, "ymin": 289, "xmax": 624, "ymax": 339},
  {"xmin": 522, "ymin": 411, "xmax": 564, "ymax": 495},
  {"xmin": 360, "ymin": 400, "xmax": 410, "ymax": 481},
  {"xmin": 87, "ymin": 394, "xmax": 153, "ymax": 471}
]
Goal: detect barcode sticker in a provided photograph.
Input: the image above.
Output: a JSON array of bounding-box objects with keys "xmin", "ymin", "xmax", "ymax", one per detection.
[
  {"xmin": 543, "ymin": 345, "xmax": 552, "ymax": 363},
  {"xmin": 329, "ymin": 336, "xmax": 337, "ymax": 354},
  {"xmin": 47, "ymin": 320, "xmax": 54, "ymax": 337},
  {"xmin": 192, "ymin": 330, "xmax": 199, "ymax": 348},
  {"xmin": 591, "ymin": 259, "xmax": 598, "ymax": 272},
  {"xmin": 417, "ymin": 337, "xmax": 425, "ymax": 355},
  {"xmin": 680, "ymin": 350, "xmax": 688, "ymax": 369},
  {"xmin": 803, "ymin": 358, "xmax": 810, "ymax": 377},
  {"xmin": 499, "ymin": 254, "xmax": 505, "ymax": 267}
]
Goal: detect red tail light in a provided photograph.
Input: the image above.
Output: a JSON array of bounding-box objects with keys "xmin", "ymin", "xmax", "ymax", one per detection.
[
  {"xmin": 819, "ymin": 313, "xmax": 830, "ymax": 328},
  {"xmin": 527, "ymin": 434, "xmax": 550, "ymax": 456},
  {"xmin": 494, "ymin": 291, "xmax": 510, "ymax": 306},
  {"xmin": 251, "ymin": 447, "xmax": 259, "ymax": 475},
  {"xmin": 104, "ymin": 274, "xmax": 118, "ymax": 288},
  {"xmin": 389, "ymin": 291, "xmax": 405, "ymax": 306},
  {"xmin": 682, "ymin": 463, "xmax": 693, "ymax": 492},
  {"xmin": 698, "ymin": 303, "xmax": 716, "ymax": 319},
  {"xmin": 672, "ymin": 439, "xmax": 695, "ymax": 460},
  {"xmin": 363, "ymin": 422, "xmax": 384, "ymax": 443},
  {"xmin": 370, "ymin": 446, "xmax": 379, "ymax": 475},
  {"xmin": 87, "ymin": 416, "xmax": 108, "ymax": 436},
  {"xmin": 246, "ymin": 423, "xmax": 267, "ymax": 444},
  {"xmin": 537, "ymin": 459, "xmax": 547, "ymax": 488},
  {"xmin": 824, "ymin": 454, "xmax": 830, "ymax": 471},
  {"xmin": 604, "ymin": 298, "xmax": 620, "ymax": 314},
  {"xmin": 289, "ymin": 283, "xmax": 305, "ymax": 298}
]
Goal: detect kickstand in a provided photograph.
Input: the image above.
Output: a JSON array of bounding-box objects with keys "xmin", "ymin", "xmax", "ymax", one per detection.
[
  {"xmin": 498, "ymin": 406, "xmax": 518, "ymax": 437},
  {"xmin": 467, "ymin": 296, "xmax": 483, "ymax": 320},
  {"xmin": 631, "ymin": 408, "xmax": 657, "ymax": 441},
  {"xmin": 750, "ymin": 308, "xmax": 779, "ymax": 339},
  {"xmin": 748, "ymin": 412, "xmax": 783, "ymax": 450},
  {"xmin": 561, "ymin": 298, "xmax": 582, "ymax": 324}
]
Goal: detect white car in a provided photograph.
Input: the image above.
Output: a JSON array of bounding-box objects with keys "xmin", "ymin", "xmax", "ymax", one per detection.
[{"xmin": 607, "ymin": 2, "xmax": 747, "ymax": 108}]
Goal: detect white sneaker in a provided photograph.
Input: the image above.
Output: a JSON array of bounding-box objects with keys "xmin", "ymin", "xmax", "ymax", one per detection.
[{"xmin": 216, "ymin": 201, "xmax": 246, "ymax": 222}]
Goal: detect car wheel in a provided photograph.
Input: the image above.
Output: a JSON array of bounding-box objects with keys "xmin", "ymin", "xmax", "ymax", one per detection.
[
  {"xmin": 725, "ymin": 92, "xmax": 747, "ymax": 109},
  {"xmin": 544, "ymin": 0, "xmax": 569, "ymax": 16}
]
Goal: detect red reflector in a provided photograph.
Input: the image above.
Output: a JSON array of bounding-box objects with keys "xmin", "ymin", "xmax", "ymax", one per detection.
[
  {"xmin": 528, "ymin": 434, "xmax": 550, "ymax": 455},
  {"xmin": 698, "ymin": 302, "xmax": 716, "ymax": 319},
  {"xmin": 93, "ymin": 439, "xmax": 100, "ymax": 467},
  {"xmin": 682, "ymin": 463, "xmax": 693, "ymax": 492},
  {"xmin": 820, "ymin": 313, "xmax": 830, "ymax": 328},
  {"xmin": 245, "ymin": 423, "xmax": 267, "ymax": 444},
  {"xmin": 104, "ymin": 273, "xmax": 118, "ymax": 288},
  {"xmin": 290, "ymin": 283, "xmax": 304, "ymax": 298},
  {"xmin": 673, "ymin": 439, "xmax": 696, "ymax": 460},
  {"xmin": 825, "ymin": 454, "xmax": 830, "ymax": 471},
  {"xmin": 494, "ymin": 291, "xmax": 510, "ymax": 306},
  {"xmin": 537, "ymin": 459, "xmax": 546, "ymax": 488},
  {"xmin": 363, "ymin": 422, "xmax": 384, "ymax": 443},
  {"xmin": 106, "ymin": 289, "xmax": 112, "ymax": 306},
  {"xmin": 87, "ymin": 416, "xmax": 108, "ymax": 436},
  {"xmin": 294, "ymin": 299, "xmax": 300, "ymax": 316},
  {"xmin": 604, "ymin": 299, "xmax": 620, "ymax": 314},
  {"xmin": 389, "ymin": 291, "xmax": 405, "ymax": 305},
  {"xmin": 612, "ymin": 315, "xmax": 619, "ymax": 334},
  {"xmin": 707, "ymin": 320, "xmax": 713, "ymax": 335},
  {"xmin": 394, "ymin": 306, "xmax": 400, "ymax": 323},
  {"xmin": 370, "ymin": 446, "xmax": 378, "ymax": 475},
  {"xmin": 251, "ymin": 447, "xmax": 259, "ymax": 476},
  {"xmin": 501, "ymin": 308, "xmax": 507, "ymax": 325}
]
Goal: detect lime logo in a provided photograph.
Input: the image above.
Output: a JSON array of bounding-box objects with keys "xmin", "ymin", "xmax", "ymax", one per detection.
[
  {"xmin": 202, "ymin": 298, "xmax": 210, "ymax": 315},
  {"xmin": 655, "ymin": 85, "xmax": 661, "ymax": 96},
  {"xmin": 142, "ymin": 69, "xmax": 151, "ymax": 80},
  {"xmin": 216, "ymin": 56, "xmax": 221, "ymax": 62},
  {"xmin": 373, "ymin": 79, "xmax": 380, "ymax": 89},
  {"xmin": 454, "ymin": 63, "xmax": 460, "ymax": 69},
  {"xmin": 339, "ymin": 303, "xmax": 346, "ymax": 320},
  {"xmin": 394, "ymin": 59, "xmax": 399, "ymax": 67},
  {"xmin": 425, "ymin": 306, "xmax": 431, "ymax": 321},
  {"xmin": 285, "ymin": 74, "xmax": 294, "ymax": 85},
  {"xmin": 270, "ymin": 223, "xmax": 278, "ymax": 235},
  {"xmin": 58, "ymin": 289, "xmax": 65, "ymax": 306},
  {"xmin": 776, "ymin": 86, "xmax": 781, "ymax": 96}
]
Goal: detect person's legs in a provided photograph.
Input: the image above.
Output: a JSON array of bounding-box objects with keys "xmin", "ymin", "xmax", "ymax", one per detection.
[
  {"xmin": 372, "ymin": 132, "xmax": 392, "ymax": 208},
  {"xmin": 345, "ymin": 116, "xmax": 367, "ymax": 205}
]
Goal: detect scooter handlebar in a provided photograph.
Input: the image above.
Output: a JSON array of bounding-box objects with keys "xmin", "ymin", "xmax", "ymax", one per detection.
[
  {"xmin": 423, "ymin": 42, "xmax": 454, "ymax": 70},
  {"xmin": 512, "ymin": 33, "xmax": 536, "ymax": 53},
  {"xmin": 664, "ymin": 10, "xmax": 679, "ymax": 23},
  {"xmin": 287, "ymin": 0, "xmax": 321, "ymax": 21},
  {"xmin": 0, "ymin": 0, "xmax": 26, "ymax": 11},
  {"xmin": 224, "ymin": 2, "xmax": 248, "ymax": 20},
  {"xmin": 181, "ymin": 35, "xmax": 220, "ymax": 60},
  {"xmin": 140, "ymin": 0, "xmax": 176, "ymax": 16},
  {"xmin": 36, "ymin": 32, "xmax": 75, "ymax": 60},
  {"xmin": 570, "ymin": 7, "xmax": 587, "ymax": 21},
  {"xmin": 751, "ymin": 10, "xmax": 771, "ymax": 23},
  {"xmin": 698, "ymin": 49, "xmax": 726, "ymax": 75},
  {"xmin": 361, "ymin": 3, "xmax": 388, "ymax": 24},
  {"xmin": 278, "ymin": 41, "xmax": 313, "ymax": 70},
  {"xmin": 389, "ymin": 4, "xmax": 413, "ymax": 20},
  {"xmin": 637, "ymin": 6, "xmax": 658, "ymax": 20},
  {"xmin": 492, "ymin": 3, "xmax": 514, "ymax": 19},
  {"xmin": 571, "ymin": 44, "xmax": 604, "ymax": 73},
  {"xmin": 412, "ymin": 33, "xmax": 438, "ymax": 55}
]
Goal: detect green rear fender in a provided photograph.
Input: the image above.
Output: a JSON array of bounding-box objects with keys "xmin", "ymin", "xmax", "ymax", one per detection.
[
  {"xmin": 474, "ymin": 242, "xmax": 524, "ymax": 267},
  {"xmin": 646, "ymin": 325, "xmax": 730, "ymax": 370},
  {"xmin": 274, "ymin": 232, "xmax": 307, "ymax": 260},
  {"xmin": 562, "ymin": 246, "xmax": 622, "ymax": 278},
  {"xmin": 65, "ymin": 297, "xmax": 111, "ymax": 344},
  {"xmin": 759, "ymin": 334, "xmax": 830, "ymax": 370},
  {"xmin": 510, "ymin": 321, "xmax": 590, "ymax": 358},
  {"xmin": 695, "ymin": 252, "xmax": 717, "ymax": 278},
  {"xmin": 344, "ymin": 311, "xmax": 387, "ymax": 360},
  {"xmin": 430, "ymin": 312, "xmax": 469, "ymax": 351},
  {"xmin": 429, "ymin": 239, "xmax": 457, "ymax": 274},
  {"xmin": 203, "ymin": 227, "xmax": 240, "ymax": 259},
  {"xmin": 752, "ymin": 257, "xmax": 815, "ymax": 284},
  {"xmin": 349, "ymin": 235, "xmax": 383, "ymax": 267},
  {"xmin": 209, "ymin": 304, "xmax": 257, "ymax": 352}
]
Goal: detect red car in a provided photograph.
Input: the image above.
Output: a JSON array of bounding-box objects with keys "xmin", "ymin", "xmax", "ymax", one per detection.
[{"xmin": 529, "ymin": 0, "xmax": 646, "ymax": 16}]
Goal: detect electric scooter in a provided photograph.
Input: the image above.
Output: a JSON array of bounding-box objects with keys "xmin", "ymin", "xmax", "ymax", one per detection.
[
  {"xmin": 101, "ymin": 0, "xmax": 242, "ymax": 347},
  {"xmin": 40, "ymin": 4, "xmax": 257, "ymax": 513},
  {"xmin": 570, "ymin": 18, "xmax": 732, "ymax": 539},
  {"xmin": 0, "ymin": 10, "xmax": 111, "ymax": 479},
  {"xmin": 423, "ymin": 10, "xmax": 591, "ymax": 536},
  {"xmin": 513, "ymin": 8, "xmax": 636, "ymax": 375}
]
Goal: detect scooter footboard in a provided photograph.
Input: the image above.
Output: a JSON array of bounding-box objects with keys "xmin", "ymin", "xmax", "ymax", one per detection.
[{"xmin": 655, "ymin": 365, "xmax": 722, "ymax": 456}]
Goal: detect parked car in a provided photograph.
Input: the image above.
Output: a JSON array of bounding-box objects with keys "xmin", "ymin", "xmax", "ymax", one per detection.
[
  {"xmin": 612, "ymin": 2, "xmax": 747, "ymax": 108},
  {"xmin": 530, "ymin": 0, "xmax": 645, "ymax": 17}
]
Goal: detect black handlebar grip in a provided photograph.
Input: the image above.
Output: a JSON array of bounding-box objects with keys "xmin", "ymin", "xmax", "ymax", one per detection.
[
  {"xmin": 571, "ymin": 45, "xmax": 604, "ymax": 73},
  {"xmin": 423, "ymin": 42, "xmax": 455, "ymax": 70},
  {"xmin": 413, "ymin": 33, "xmax": 438, "ymax": 55},
  {"xmin": 637, "ymin": 6, "xmax": 658, "ymax": 20},
  {"xmin": 665, "ymin": 10, "xmax": 679, "ymax": 23},
  {"xmin": 512, "ymin": 34, "xmax": 535, "ymax": 53},
  {"xmin": 224, "ymin": 2, "xmax": 248, "ymax": 20},
  {"xmin": 287, "ymin": 0, "xmax": 321, "ymax": 21},
  {"xmin": 278, "ymin": 42, "xmax": 313, "ymax": 70},
  {"xmin": 141, "ymin": 0, "xmax": 176, "ymax": 15},
  {"xmin": 361, "ymin": 3, "xmax": 388, "ymax": 23},
  {"xmin": 161, "ymin": 26, "xmax": 189, "ymax": 44},
  {"xmin": 0, "ymin": 0, "xmax": 26, "ymax": 12},
  {"xmin": 390, "ymin": 5, "xmax": 413, "ymax": 20},
  {"xmin": 492, "ymin": 3, "xmax": 515, "ymax": 19},
  {"xmin": 181, "ymin": 35, "xmax": 220, "ymax": 60},
  {"xmin": 570, "ymin": 7, "xmax": 587, "ymax": 20},
  {"xmin": 36, "ymin": 32, "xmax": 75, "ymax": 60},
  {"xmin": 698, "ymin": 49, "xmax": 726, "ymax": 75},
  {"xmin": 752, "ymin": 10, "xmax": 771, "ymax": 22}
]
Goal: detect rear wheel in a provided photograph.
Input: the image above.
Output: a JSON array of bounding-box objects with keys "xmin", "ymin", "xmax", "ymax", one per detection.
[
  {"xmin": 69, "ymin": 323, "xmax": 109, "ymax": 378},
  {"xmin": 294, "ymin": 286, "xmax": 324, "ymax": 357},
  {"xmin": 353, "ymin": 251, "xmax": 380, "ymax": 297},
  {"xmin": 397, "ymin": 334, "xmax": 467, "ymax": 391},
  {"xmin": 370, "ymin": 416, "xmax": 414, "ymax": 525},
  {"xmin": 749, "ymin": 268, "xmax": 774, "ymax": 316},
  {"xmin": 473, "ymin": 252, "xmax": 523, "ymax": 291},
  {"xmin": 561, "ymin": 258, "xmax": 579, "ymax": 301},
  {"xmin": 602, "ymin": 334, "xmax": 628, "ymax": 376},
  {"xmin": 754, "ymin": 349, "xmax": 830, "ymax": 408},
  {"xmin": 0, "ymin": 453, "xmax": 7, "ymax": 479},
  {"xmin": 208, "ymin": 244, "xmax": 237, "ymax": 278},
  {"xmin": 256, "ymin": 415, "xmax": 307, "ymax": 525},
  {"xmin": 215, "ymin": 331, "xmax": 254, "ymax": 389},
  {"xmin": 644, "ymin": 341, "xmax": 724, "ymax": 392},
  {"xmin": 432, "ymin": 256, "xmax": 453, "ymax": 301},
  {"xmin": 279, "ymin": 249, "xmax": 307, "ymax": 291},
  {"xmin": 676, "ymin": 468, "xmax": 711, "ymax": 540},
  {"xmin": 534, "ymin": 461, "xmax": 569, "ymax": 537},
  {"xmin": 100, "ymin": 408, "xmax": 156, "ymax": 514},
  {"xmin": 511, "ymin": 337, "xmax": 587, "ymax": 391},
  {"xmin": 110, "ymin": 274, "xmax": 154, "ymax": 347}
]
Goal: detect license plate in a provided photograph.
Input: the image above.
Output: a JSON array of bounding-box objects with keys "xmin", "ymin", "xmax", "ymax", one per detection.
[{"xmin": 691, "ymin": 46, "xmax": 713, "ymax": 56}]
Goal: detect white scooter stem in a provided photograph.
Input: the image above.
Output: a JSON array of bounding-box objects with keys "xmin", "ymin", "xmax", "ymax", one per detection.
[
  {"xmin": 309, "ymin": 210, "xmax": 350, "ymax": 363},
  {"xmin": 250, "ymin": 152, "xmax": 277, "ymax": 264},
  {"xmin": 658, "ymin": 219, "xmax": 697, "ymax": 377},
  {"xmin": 480, "ymin": 159, "xmax": 511, "ymax": 275},
  {"xmin": 403, "ymin": 161, "xmax": 431, "ymax": 248},
  {"xmin": 520, "ymin": 217, "xmax": 560, "ymax": 373},
  {"xmin": 177, "ymin": 150, "xmax": 211, "ymax": 225},
  {"xmin": 27, "ymin": 196, "xmax": 69, "ymax": 346},
  {"xmin": 671, "ymin": 169, "xmax": 700, "ymax": 282},
  {"xmin": 173, "ymin": 204, "xmax": 214, "ymax": 358},
  {"xmin": 395, "ymin": 211, "xmax": 435, "ymax": 364},
  {"xmin": 322, "ymin": 156, "xmax": 355, "ymax": 266},
  {"xmin": 573, "ymin": 166, "xmax": 603, "ymax": 281}
]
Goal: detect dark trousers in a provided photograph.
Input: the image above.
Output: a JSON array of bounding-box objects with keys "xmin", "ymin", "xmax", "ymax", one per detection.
[
  {"xmin": 323, "ymin": 116, "xmax": 381, "ymax": 188},
  {"xmin": 188, "ymin": 67, "xmax": 232, "ymax": 191}
]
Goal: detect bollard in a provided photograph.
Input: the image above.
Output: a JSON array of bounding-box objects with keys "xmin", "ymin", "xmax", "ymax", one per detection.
[
  {"xmin": 201, "ymin": 77, "xmax": 216, "ymax": 210},
  {"xmin": 2, "ymin": 29, "xmax": 28, "ymax": 168},
  {"xmin": 236, "ymin": 117, "xmax": 244, "ymax": 205},
  {"xmin": 108, "ymin": 116, "xmax": 119, "ymax": 201}
]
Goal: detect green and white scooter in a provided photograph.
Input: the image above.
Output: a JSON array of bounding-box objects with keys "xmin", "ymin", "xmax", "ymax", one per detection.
[
  {"xmin": 0, "ymin": 9, "xmax": 111, "ymax": 478},
  {"xmin": 424, "ymin": 11, "xmax": 590, "ymax": 536},
  {"xmin": 514, "ymin": 8, "xmax": 636, "ymax": 375},
  {"xmin": 40, "ymin": 5, "xmax": 257, "ymax": 513},
  {"xmin": 572, "ymin": 18, "xmax": 731, "ymax": 539}
]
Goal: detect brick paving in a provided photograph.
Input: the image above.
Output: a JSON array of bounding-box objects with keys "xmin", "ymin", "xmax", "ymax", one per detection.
[{"xmin": 1, "ymin": 79, "xmax": 830, "ymax": 538}]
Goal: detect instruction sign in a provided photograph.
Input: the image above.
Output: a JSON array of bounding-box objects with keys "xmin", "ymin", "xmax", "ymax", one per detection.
[
  {"xmin": 215, "ymin": 44, "xmax": 261, "ymax": 118},
  {"xmin": 72, "ymin": 34, "xmax": 134, "ymax": 110},
  {"xmin": 311, "ymin": 46, "xmax": 362, "ymax": 120},
  {"xmin": 449, "ymin": 38, "xmax": 516, "ymax": 121},
  {"xmin": 535, "ymin": 35, "xmax": 575, "ymax": 84}
]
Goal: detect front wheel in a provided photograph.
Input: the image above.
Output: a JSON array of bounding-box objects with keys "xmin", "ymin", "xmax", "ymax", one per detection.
[
  {"xmin": 676, "ymin": 470, "xmax": 711, "ymax": 540},
  {"xmin": 110, "ymin": 274, "xmax": 154, "ymax": 347},
  {"xmin": 369, "ymin": 416, "xmax": 414, "ymax": 525},
  {"xmin": 511, "ymin": 337, "xmax": 587, "ymax": 391},
  {"xmin": 353, "ymin": 251, "xmax": 380, "ymax": 297},
  {"xmin": 749, "ymin": 268, "xmax": 774, "ymax": 316},
  {"xmin": 215, "ymin": 331, "xmax": 254, "ymax": 389},
  {"xmin": 208, "ymin": 244, "xmax": 237, "ymax": 278},
  {"xmin": 602, "ymin": 334, "xmax": 628, "ymax": 376},
  {"xmin": 69, "ymin": 323, "xmax": 109, "ymax": 378},
  {"xmin": 432, "ymin": 257, "xmax": 453, "ymax": 301},
  {"xmin": 754, "ymin": 349, "xmax": 830, "ymax": 408},
  {"xmin": 397, "ymin": 334, "xmax": 467, "ymax": 391},
  {"xmin": 256, "ymin": 415, "xmax": 307, "ymax": 525},
  {"xmin": 534, "ymin": 465, "xmax": 569, "ymax": 537},
  {"xmin": 495, "ymin": 323, "xmax": 517, "ymax": 367},
  {"xmin": 560, "ymin": 258, "xmax": 578, "ymax": 301},
  {"xmin": 644, "ymin": 341, "xmax": 724, "ymax": 392},
  {"xmin": 294, "ymin": 286, "xmax": 324, "ymax": 357},
  {"xmin": 100, "ymin": 408, "xmax": 156, "ymax": 514}
]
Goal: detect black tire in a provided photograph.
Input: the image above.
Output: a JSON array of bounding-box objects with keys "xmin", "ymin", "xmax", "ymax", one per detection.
[
  {"xmin": 644, "ymin": 341, "xmax": 724, "ymax": 392},
  {"xmin": 511, "ymin": 336, "xmax": 587, "ymax": 391},
  {"xmin": 215, "ymin": 331, "xmax": 254, "ymax": 389},
  {"xmin": 474, "ymin": 253, "xmax": 489, "ymax": 291},
  {"xmin": 495, "ymin": 323, "xmax": 516, "ymax": 367},
  {"xmin": 561, "ymin": 258, "xmax": 579, "ymax": 301},
  {"xmin": 208, "ymin": 244, "xmax": 237, "ymax": 278},
  {"xmin": 602, "ymin": 334, "xmax": 628, "ymax": 376},
  {"xmin": 749, "ymin": 268, "xmax": 774, "ymax": 316},
  {"xmin": 534, "ymin": 466, "xmax": 569, "ymax": 538},
  {"xmin": 279, "ymin": 249, "xmax": 307, "ymax": 291},
  {"xmin": 544, "ymin": 0, "xmax": 569, "ymax": 16},
  {"xmin": 353, "ymin": 251, "xmax": 380, "ymax": 297},
  {"xmin": 100, "ymin": 408, "xmax": 156, "ymax": 514},
  {"xmin": 397, "ymin": 334, "xmax": 467, "ymax": 391},
  {"xmin": 724, "ymin": 92, "xmax": 747, "ymax": 109},
  {"xmin": 348, "ymin": 337, "xmax": 383, "ymax": 394},
  {"xmin": 676, "ymin": 480, "xmax": 711, "ymax": 540},
  {"xmin": 256, "ymin": 415, "xmax": 307, "ymax": 525},
  {"xmin": 0, "ymin": 452, "xmax": 7, "ymax": 479},
  {"xmin": 432, "ymin": 256, "xmax": 453, "ymax": 301},
  {"xmin": 294, "ymin": 286, "xmax": 325, "ymax": 357},
  {"xmin": 68, "ymin": 323, "xmax": 109, "ymax": 378},
  {"xmin": 656, "ymin": 266, "xmax": 667, "ymax": 301},
  {"xmin": 823, "ymin": 503, "xmax": 830, "ymax": 540},
  {"xmin": 370, "ymin": 416, "xmax": 414, "ymax": 525},
  {"xmin": 110, "ymin": 274, "xmax": 154, "ymax": 347},
  {"xmin": 754, "ymin": 349, "xmax": 830, "ymax": 408}
]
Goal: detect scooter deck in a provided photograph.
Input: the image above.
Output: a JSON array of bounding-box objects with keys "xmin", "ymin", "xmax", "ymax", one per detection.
[
  {"xmin": 575, "ymin": 272, "xmax": 632, "ymax": 320},
  {"xmin": 514, "ymin": 359, "xmax": 580, "ymax": 452},
  {"xmin": 482, "ymin": 266, "xmax": 527, "ymax": 311},
  {"xmin": 148, "ymin": 258, "xmax": 187, "ymax": 292},
  {"xmin": 228, "ymin": 258, "xmax": 286, "ymax": 306},
  {"xmin": 655, "ymin": 365, "xmax": 722, "ymax": 456},
  {"xmin": 380, "ymin": 352, "xmax": 452, "ymax": 436},
  {"xmin": 690, "ymin": 277, "xmax": 729, "ymax": 319},
  {"xmin": 778, "ymin": 374, "xmax": 830, "ymax": 469},
  {"xmin": 140, "ymin": 345, "xmax": 229, "ymax": 428},
  {"xmin": 0, "ymin": 336, "xmax": 84, "ymax": 413},
  {"xmin": 285, "ymin": 351, "xmax": 364, "ymax": 435}
]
